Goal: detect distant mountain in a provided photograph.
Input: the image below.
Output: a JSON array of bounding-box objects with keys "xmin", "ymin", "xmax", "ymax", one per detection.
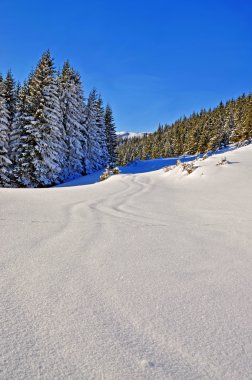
[{"xmin": 116, "ymin": 131, "xmax": 150, "ymax": 139}]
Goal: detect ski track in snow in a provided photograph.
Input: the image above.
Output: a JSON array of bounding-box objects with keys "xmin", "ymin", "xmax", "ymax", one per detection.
[{"xmin": 1, "ymin": 145, "xmax": 252, "ymax": 379}]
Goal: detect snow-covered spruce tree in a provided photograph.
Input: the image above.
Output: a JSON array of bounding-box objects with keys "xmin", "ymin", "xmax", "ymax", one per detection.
[
  {"xmin": 240, "ymin": 94, "xmax": 252, "ymax": 142},
  {"xmin": 207, "ymin": 102, "xmax": 226, "ymax": 152},
  {"xmin": 141, "ymin": 134, "xmax": 152, "ymax": 159},
  {"xmin": 0, "ymin": 75, "xmax": 11, "ymax": 187},
  {"xmin": 197, "ymin": 116, "xmax": 211, "ymax": 153},
  {"xmin": 58, "ymin": 61, "xmax": 86, "ymax": 180},
  {"xmin": 230, "ymin": 94, "xmax": 247, "ymax": 143},
  {"xmin": 104, "ymin": 104, "xmax": 117, "ymax": 166},
  {"xmin": 222, "ymin": 100, "xmax": 235, "ymax": 146},
  {"xmin": 4, "ymin": 71, "xmax": 16, "ymax": 129},
  {"xmin": 95, "ymin": 96, "xmax": 109, "ymax": 167},
  {"xmin": 9, "ymin": 82, "xmax": 26, "ymax": 164},
  {"xmin": 84, "ymin": 89, "xmax": 103, "ymax": 174},
  {"xmin": 14, "ymin": 51, "xmax": 65, "ymax": 187},
  {"xmin": 10, "ymin": 81, "xmax": 35, "ymax": 186}
]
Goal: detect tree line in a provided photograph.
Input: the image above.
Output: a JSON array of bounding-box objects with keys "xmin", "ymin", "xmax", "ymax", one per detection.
[
  {"xmin": 117, "ymin": 93, "xmax": 252, "ymax": 165},
  {"xmin": 0, "ymin": 51, "xmax": 117, "ymax": 187}
]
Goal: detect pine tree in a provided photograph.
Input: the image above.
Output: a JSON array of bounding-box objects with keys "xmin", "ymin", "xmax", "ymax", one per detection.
[
  {"xmin": 230, "ymin": 95, "xmax": 246, "ymax": 143},
  {"xmin": 207, "ymin": 103, "xmax": 226, "ymax": 152},
  {"xmin": 141, "ymin": 134, "xmax": 152, "ymax": 159},
  {"xmin": 9, "ymin": 82, "xmax": 27, "ymax": 163},
  {"xmin": 96, "ymin": 96, "xmax": 109, "ymax": 167},
  {"xmin": 10, "ymin": 82, "xmax": 32, "ymax": 186},
  {"xmin": 14, "ymin": 51, "xmax": 65, "ymax": 187},
  {"xmin": 4, "ymin": 70, "xmax": 16, "ymax": 126},
  {"xmin": 241, "ymin": 95, "xmax": 252, "ymax": 141},
  {"xmin": 85, "ymin": 89, "xmax": 102, "ymax": 174},
  {"xmin": 0, "ymin": 75, "xmax": 11, "ymax": 186},
  {"xmin": 59, "ymin": 61, "xmax": 86, "ymax": 180},
  {"xmin": 223, "ymin": 100, "xmax": 235, "ymax": 146},
  {"xmin": 104, "ymin": 104, "xmax": 117, "ymax": 166}
]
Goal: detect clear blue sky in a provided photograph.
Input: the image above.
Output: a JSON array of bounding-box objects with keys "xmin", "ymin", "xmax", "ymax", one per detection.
[{"xmin": 1, "ymin": 0, "xmax": 251, "ymax": 132}]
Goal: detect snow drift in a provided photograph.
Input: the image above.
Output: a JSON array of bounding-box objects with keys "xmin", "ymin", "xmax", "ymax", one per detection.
[{"xmin": 0, "ymin": 144, "xmax": 252, "ymax": 379}]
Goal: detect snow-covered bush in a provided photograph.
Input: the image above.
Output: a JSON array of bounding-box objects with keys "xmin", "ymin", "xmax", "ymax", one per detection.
[
  {"xmin": 197, "ymin": 153, "xmax": 208, "ymax": 161},
  {"xmin": 181, "ymin": 162, "xmax": 196, "ymax": 174},
  {"xmin": 112, "ymin": 167, "xmax": 120, "ymax": 175},
  {"xmin": 216, "ymin": 157, "xmax": 229, "ymax": 166},
  {"xmin": 100, "ymin": 167, "xmax": 112, "ymax": 181},
  {"xmin": 174, "ymin": 159, "xmax": 197, "ymax": 175},
  {"xmin": 100, "ymin": 165, "xmax": 120, "ymax": 181},
  {"xmin": 176, "ymin": 159, "xmax": 196, "ymax": 174},
  {"xmin": 100, "ymin": 171, "xmax": 110, "ymax": 181},
  {"xmin": 163, "ymin": 165, "xmax": 175, "ymax": 172}
]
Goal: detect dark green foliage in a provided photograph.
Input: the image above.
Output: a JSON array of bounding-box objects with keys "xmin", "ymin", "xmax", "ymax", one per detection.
[
  {"xmin": 117, "ymin": 93, "xmax": 252, "ymax": 166},
  {"xmin": 4, "ymin": 70, "xmax": 16, "ymax": 125},
  {"xmin": 0, "ymin": 74, "xmax": 11, "ymax": 186},
  {"xmin": 105, "ymin": 105, "xmax": 117, "ymax": 166}
]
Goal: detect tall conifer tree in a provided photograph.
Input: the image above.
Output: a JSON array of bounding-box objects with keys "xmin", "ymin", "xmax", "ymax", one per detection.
[
  {"xmin": 0, "ymin": 75, "xmax": 11, "ymax": 186},
  {"xmin": 96, "ymin": 96, "xmax": 109, "ymax": 167},
  {"xmin": 85, "ymin": 90, "xmax": 100, "ymax": 173},
  {"xmin": 4, "ymin": 71, "xmax": 16, "ymax": 127},
  {"xmin": 14, "ymin": 51, "xmax": 65, "ymax": 187},
  {"xmin": 59, "ymin": 61, "xmax": 86, "ymax": 179},
  {"xmin": 105, "ymin": 104, "xmax": 117, "ymax": 166}
]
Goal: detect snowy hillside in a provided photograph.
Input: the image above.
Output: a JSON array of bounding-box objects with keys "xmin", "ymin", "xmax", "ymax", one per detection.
[
  {"xmin": 116, "ymin": 131, "xmax": 149, "ymax": 139},
  {"xmin": 1, "ymin": 144, "xmax": 252, "ymax": 379}
]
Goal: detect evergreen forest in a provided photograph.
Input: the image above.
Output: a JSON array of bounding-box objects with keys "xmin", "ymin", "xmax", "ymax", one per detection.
[
  {"xmin": 117, "ymin": 94, "xmax": 252, "ymax": 165},
  {"xmin": 0, "ymin": 51, "xmax": 117, "ymax": 187}
]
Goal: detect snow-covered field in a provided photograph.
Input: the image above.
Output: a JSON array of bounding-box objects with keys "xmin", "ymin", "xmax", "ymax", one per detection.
[{"xmin": 1, "ymin": 145, "xmax": 252, "ymax": 379}]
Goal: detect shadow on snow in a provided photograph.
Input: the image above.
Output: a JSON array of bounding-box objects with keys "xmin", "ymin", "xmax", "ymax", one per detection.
[{"xmin": 57, "ymin": 145, "xmax": 237, "ymax": 188}]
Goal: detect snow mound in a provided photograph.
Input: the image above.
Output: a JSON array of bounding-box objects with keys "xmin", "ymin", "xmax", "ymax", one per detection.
[{"xmin": 1, "ymin": 144, "xmax": 252, "ymax": 379}]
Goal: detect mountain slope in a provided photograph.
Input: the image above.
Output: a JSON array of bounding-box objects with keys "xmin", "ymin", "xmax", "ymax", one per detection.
[
  {"xmin": 116, "ymin": 131, "xmax": 149, "ymax": 139},
  {"xmin": 0, "ymin": 145, "xmax": 252, "ymax": 379}
]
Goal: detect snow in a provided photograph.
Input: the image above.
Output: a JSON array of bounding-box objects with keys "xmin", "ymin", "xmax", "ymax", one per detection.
[
  {"xmin": 116, "ymin": 131, "xmax": 149, "ymax": 139},
  {"xmin": 58, "ymin": 145, "xmax": 235, "ymax": 187},
  {"xmin": 1, "ymin": 144, "xmax": 252, "ymax": 379}
]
